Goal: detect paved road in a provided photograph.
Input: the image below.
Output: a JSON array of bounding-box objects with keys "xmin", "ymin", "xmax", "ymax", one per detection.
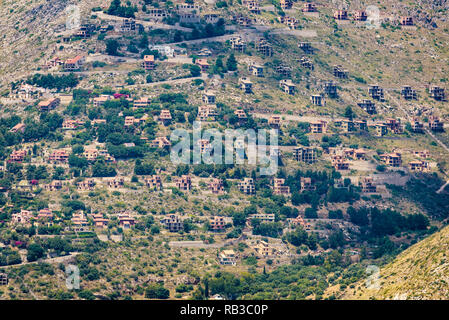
[
  {"xmin": 1, "ymin": 252, "xmax": 80, "ymax": 269},
  {"xmin": 165, "ymin": 25, "xmax": 318, "ymax": 47},
  {"xmin": 96, "ymin": 12, "xmax": 192, "ymax": 32},
  {"xmin": 252, "ymin": 112, "xmax": 332, "ymax": 123},
  {"xmin": 251, "ymin": 112, "xmax": 379, "ymax": 126},
  {"xmin": 123, "ymin": 73, "xmax": 207, "ymax": 89},
  {"xmin": 168, "ymin": 34, "xmax": 238, "ymax": 46},
  {"xmin": 169, "ymin": 241, "xmax": 223, "ymax": 248}
]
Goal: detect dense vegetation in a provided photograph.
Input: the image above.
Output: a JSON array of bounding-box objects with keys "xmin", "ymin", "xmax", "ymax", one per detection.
[{"xmin": 26, "ymin": 73, "xmax": 79, "ymax": 91}]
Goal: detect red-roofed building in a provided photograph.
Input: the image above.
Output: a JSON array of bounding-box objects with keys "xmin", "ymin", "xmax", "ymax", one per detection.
[
  {"xmin": 92, "ymin": 213, "xmax": 109, "ymax": 229},
  {"xmin": 151, "ymin": 137, "xmax": 171, "ymax": 149},
  {"xmin": 118, "ymin": 213, "xmax": 135, "ymax": 229},
  {"xmin": 210, "ymin": 216, "xmax": 226, "ymax": 231},
  {"xmin": 10, "ymin": 123, "xmax": 25, "ymax": 133},
  {"xmin": 10, "ymin": 150, "xmax": 27, "ymax": 162},
  {"xmin": 11, "ymin": 210, "xmax": 33, "ymax": 225},
  {"xmin": 38, "ymin": 98, "xmax": 60, "ymax": 112},
  {"xmin": 37, "ymin": 208, "xmax": 53, "ymax": 220},
  {"xmin": 176, "ymin": 175, "xmax": 192, "ymax": 191},
  {"xmin": 209, "ymin": 178, "xmax": 224, "ymax": 194},
  {"xmin": 64, "ymin": 55, "xmax": 85, "ymax": 71},
  {"xmin": 195, "ymin": 59, "xmax": 210, "ymax": 72},
  {"xmin": 142, "ymin": 55, "xmax": 155, "ymax": 70},
  {"xmin": 49, "ymin": 149, "xmax": 70, "ymax": 163},
  {"xmin": 72, "ymin": 212, "xmax": 88, "ymax": 226},
  {"xmin": 62, "ymin": 119, "xmax": 85, "ymax": 130},
  {"xmin": 145, "ymin": 175, "xmax": 163, "ymax": 190}
]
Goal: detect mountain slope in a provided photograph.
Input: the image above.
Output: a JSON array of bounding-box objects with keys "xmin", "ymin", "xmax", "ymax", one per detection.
[
  {"xmin": 342, "ymin": 225, "xmax": 449, "ymax": 300},
  {"xmin": 0, "ymin": 0, "xmax": 105, "ymax": 90}
]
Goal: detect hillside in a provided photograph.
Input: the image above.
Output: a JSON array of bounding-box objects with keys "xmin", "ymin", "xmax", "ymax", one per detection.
[
  {"xmin": 1, "ymin": 0, "xmax": 449, "ymax": 301},
  {"xmin": 0, "ymin": 0, "xmax": 107, "ymax": 90},
  {"xmin": 342, "ymin": 224, "xmax": 449, "ymax": 300}
]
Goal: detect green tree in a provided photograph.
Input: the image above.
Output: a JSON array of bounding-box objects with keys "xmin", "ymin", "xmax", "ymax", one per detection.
[
  {"xmin": 139, "ymin": 34, "xmax": 149, "ymax": 49},
  {"xmin": 344, "ymin": 106, "xmax": 354, "ymax": 120},
  {"xmin": 27, "ymin": 243, "xmax": 46, "ymax": 262},
  {"xmin": 145, "ymin": 284, "xmax": 170, "ymax": 299},
  {"xmin": 226, "ymin": 53, "xmax": 238, "ymax": 71},
  {"xmin": 106, "ymin": 39, "xmax": 120, "ymax": 56}
]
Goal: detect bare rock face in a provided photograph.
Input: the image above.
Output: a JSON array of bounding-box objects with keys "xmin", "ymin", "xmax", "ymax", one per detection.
[{"xmin": 0, "ymin": 0, "xmax": 104, "ymax": 89}]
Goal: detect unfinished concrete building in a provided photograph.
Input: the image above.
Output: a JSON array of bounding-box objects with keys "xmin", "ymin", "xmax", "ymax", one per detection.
[
  {"xmin": 234, "ymin": 109, "xmax": 248, "ymax": 123},
  {"xmin": 332, "ymin": 155, "xmax": 350, "ymax": 170},
  {"xmin": 280, "ymin": 79, "xmax": 296, "ymax": 95},
  {"xmin": 76, "ymin": 24, "xmax": 94, "ymax": 38},
  {"xmin": 369, "ymin": 85, "xmax": 385, "ymax": 101},
  {"xmin": 239, "ymin": 77, "xmax": 253, "ymax": 93},
  {"xmin": 280, "ymin": 0, "xmax": 293, "ymax": 10},
  {"xmin": 239, "ymin": 178, "xmax": 255, "ymax": 195},
  {"xmin": 300, "ymin": 56, "xmax": 314, "ymax": 70},
  {"xmin": 385, "ymin": 118, "xmax": 403, "ymax": 134},
  {"xmin": 353, "ymin": 10, "xmax": 367, "ymax": 21},
  {"xmin": 323, "ymin": 81, "xmax": 338, "ymax": 98},
  {"xmin": 340, "ymin": 119, "xmax": 355, "ymax": 133},
  {"xmin": 197, "ymin": 105, "xmax": 218, "ymax": 121},
  {"xmin": 360, "ymin": 177, "xmax": 376, "ymax": 193},
  {"xmin": 268, "ymin": 115, "xmax": 281, "ymax": 129},
  {"xmin": 275, "ymin": 64, "xmax": 292, "ymax": 77},
  {"xmin": 278, "ymin": 16, "xmax": 298, "ymax": 29},
  {"xmin": 429, "ymin": 86, "xmax": 445, "ymax": 101},
  {"xmin": 273, "ymin": 178, "xmax": 290, "ymax": 195},
  {"xmin": 146, "ymin": 8, "xmax": 169, "ymax": 19},
  {"xmin": 176, "ymin": 175, "xmax": 192, "ymax": 191},
  {"xmin": 375, "ymin": 123, "xmax": 388, "ymax": 136},
  {"xmin": 309, "ymin": 120, "xmax": 327, "ymax": 133},
  {"xmin": 244, "ymin": 0, "xmax": 261, "ymax": 14},
  {"xmin": 159, "ymin": 109, "xmax": 172, "ymax": 125},
  {"xmin": 302, "ymin": 3, "xmax": 318, "ymax": 12},
  {"xmin": 401, "ymin": 85, "xmax": 417, "ymax": 100},
  {"xmin": 0, "ymin": 273, "xmax": 8, "ymax": 286},
  {"xmin": 120, "ymin": 18, "xmax": 136, "ymax": 32},
  {"xmin": 293, "ymin": 147, "xmax": 317, "ymax": 163},
  {"xmin": 358, "ymin": 99, "xmax": 376, "ymax": 115},
  {"xmin": 202, "ymin": 90, "xmax": 216, "ymax": 104},
  {"xmin": 333, "ymin": 65, "xmax": 348, "ymax": 78},
  {"xmin": 161, "ymin": 214, "xmax": 183, "ymax": 232},
  {"xmin": 429, "ymin": 115, "xmax": 444, "ymax": 132},
  {"xmin": 210, "ymin": 216, "xmax": 226, "ymax": 231},
  {"xmin": 209, "ymin": 178, "xmax": 225, "ymax": 194},
  {"xmin": 380, "ymin": 153, "xmax": 402, "ymax": 167},
  {"xmin": 354, "ymin": 119, "xmax": 368, "ymax": 131},
  {"xmin": 230, "ymin": 36, "xmax": 246, "ymax": 52},
  {"xmin": 300, "ymin": 177, "xmax": 316, "ymax": 192},
  {"xmin": 248, "ymin": 62, "xmax": 264, "ymax": 77},
  {"xmin": 411, "ymin": 118, "xmax": 424, "ymax": 133},
  {"xmin": 142, "ymin": 55, "xmax": 155, "ymax": 71},
  {"xmin": 256, "ymin": 38, "xmax": 273, "ymax": 56},
  {"xmin": 145, "ymin": 175, "xmax": 163, "ymax": 190},
  {"xmin": 409, "ymin": 160, "xmax": 429, "ymax": 173},
  {"xmin": 235, "ymin": 15, "xmax": 252, "ymax": 27},
  {"xmin": 310, "ymin": 94, "xmax": 324, "ymax": 106},
  {"xmin": 299, "ymin": 42, "xmax": 314, "ymax": 54},
  {"xmin": 333, "ymin": 10, "xmax": 348, "ymax": 20},
  {"xmin": 400, "ymin": 16, "xmax": 414, "ymax": 26}
]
